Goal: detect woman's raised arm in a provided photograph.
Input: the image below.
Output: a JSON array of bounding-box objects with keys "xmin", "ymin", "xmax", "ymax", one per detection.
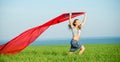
[
  {"xmin": 81, "ymin": 13, "xmax": 87, "ymax": 28},
  {"xmin": 69, "ymin": 12, "xmax": 74, "ymax": 28}
]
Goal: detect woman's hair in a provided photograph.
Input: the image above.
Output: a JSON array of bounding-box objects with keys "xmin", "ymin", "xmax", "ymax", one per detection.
[{"xmin": 68, "ymin": 19, "xmax": 81, "ymax": 29}]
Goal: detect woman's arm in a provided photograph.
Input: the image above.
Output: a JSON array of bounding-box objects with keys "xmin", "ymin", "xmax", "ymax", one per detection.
[
  {"xmin": 69, "ymin": 12, "xmax": 74, "ymax": 28},
  {"xmin": 81, "ymin": 13, "xmax": 87, "ymax": 28}
]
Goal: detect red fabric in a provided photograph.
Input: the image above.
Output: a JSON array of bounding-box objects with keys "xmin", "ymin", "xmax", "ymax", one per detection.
[{"xmin": 0, "ymin": 12, "xmax": 85, "ymax": 55}]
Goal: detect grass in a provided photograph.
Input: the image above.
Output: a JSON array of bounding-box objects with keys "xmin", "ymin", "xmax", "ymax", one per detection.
[{"xmin": 0, "ymin": 44, "xmax": 120, "ymax": 62}]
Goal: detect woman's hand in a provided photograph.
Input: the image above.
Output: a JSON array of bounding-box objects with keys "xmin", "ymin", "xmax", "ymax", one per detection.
[
  {"xmin": 69, "ymin": 12, "xmax": 74, "ymax": 28},
  {"xmin": 69, "ymin": 12, "xmax": 72, "ymax": 17},
  {"xmin": 69, "ymin": 12, "xmax": 72, "ymax": 20},
  {"xmin": 84, "ymin": 12, "xmax": 87, "ymax": 16}
]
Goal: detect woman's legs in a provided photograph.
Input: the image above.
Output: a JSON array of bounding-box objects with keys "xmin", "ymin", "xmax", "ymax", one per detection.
[
  {"xmin": 69, "ymin": 52, "xmax": 74, "ymax": 55},
  {"xmin": 79, "ymin": 45, "xmax": 85, "ymax": 55},
  {"xmin": 69, "ymin": 39, "xmax": 76, "ymax": 55},
  {"xmin": 69, "ymin": 40, "xmax": 85, "ymax": 55},
  {"xmin": 69, "ymin": 45, "xmax": 85, "ymax": 55}
]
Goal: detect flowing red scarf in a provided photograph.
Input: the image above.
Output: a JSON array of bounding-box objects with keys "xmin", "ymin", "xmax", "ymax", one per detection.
[{"xmin": 0, "ymin": 12, "xmax": 85, "ymax": 55}]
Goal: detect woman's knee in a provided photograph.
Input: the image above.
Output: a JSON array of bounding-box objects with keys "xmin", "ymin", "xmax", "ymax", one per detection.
[{"xmin": 81, "ymin": 45, "xmax": 85, "ymax": 51}]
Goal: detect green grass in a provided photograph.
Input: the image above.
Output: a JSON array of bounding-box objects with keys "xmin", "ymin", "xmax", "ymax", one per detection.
[{"xmin": 0, "ymin": 44, "xmax": 120, "ymax": 62}]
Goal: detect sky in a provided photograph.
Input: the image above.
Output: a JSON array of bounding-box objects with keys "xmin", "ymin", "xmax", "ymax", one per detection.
[{"xmin": 0, "ymin": 0, "xmax": 120, "ymax": 41}]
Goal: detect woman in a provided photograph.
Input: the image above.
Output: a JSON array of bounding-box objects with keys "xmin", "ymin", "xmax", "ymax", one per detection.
[{"xmin": 69, "ymin": 12, "xmax": 87, "ymax": 55}]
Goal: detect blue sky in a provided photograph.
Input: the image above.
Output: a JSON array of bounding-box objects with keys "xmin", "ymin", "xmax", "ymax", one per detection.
[{"xmin": 0, "ymin": 0, "xmax": 120, "ymax": 41}]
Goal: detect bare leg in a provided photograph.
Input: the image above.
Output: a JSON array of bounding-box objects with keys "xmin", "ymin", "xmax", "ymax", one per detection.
[
  {"xmin": 69, "ymin": 52, "xmax": 74, "ymax": 55},
  {"xmin": 79, "ymin": 45, "xmax": 85, "ymax": 55}
]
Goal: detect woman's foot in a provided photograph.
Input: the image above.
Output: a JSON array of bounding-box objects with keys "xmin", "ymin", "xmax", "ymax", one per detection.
[{"xmin": 69, "ymin": 52, "xmax": 73, "ymax": 55}]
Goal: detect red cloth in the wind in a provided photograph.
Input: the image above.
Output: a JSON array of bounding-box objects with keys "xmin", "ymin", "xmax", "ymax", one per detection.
[{"xmin": 0, "ymin": 12, "xmax": 85, "ymax": 55}]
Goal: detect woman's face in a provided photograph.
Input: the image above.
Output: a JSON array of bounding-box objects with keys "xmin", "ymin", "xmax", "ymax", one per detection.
[{"xmin": 75, "ymin": 20, "xmax": 80, "ymax": 26}]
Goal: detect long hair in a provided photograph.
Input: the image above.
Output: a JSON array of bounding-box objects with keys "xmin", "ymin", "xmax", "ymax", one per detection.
[{"xmin": 68, "ymin": 19, "xmax": 81, "ymax": 29}]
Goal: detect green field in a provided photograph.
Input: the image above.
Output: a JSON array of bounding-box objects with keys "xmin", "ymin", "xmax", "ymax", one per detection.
[{"xmin": 0, "ymin": 44, "xmax": 120, "ymax": 62}]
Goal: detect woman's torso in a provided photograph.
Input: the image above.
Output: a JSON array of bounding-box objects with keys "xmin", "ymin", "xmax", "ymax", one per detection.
[{"xmin": 71, "ymin": 27, "xmax": 81, "ymax": 41}]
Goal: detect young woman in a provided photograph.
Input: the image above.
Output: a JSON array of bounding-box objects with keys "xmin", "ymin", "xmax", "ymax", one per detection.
[{"xmin": 69, "ymin": 12, "xmax": 87, "ymax": 55}]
